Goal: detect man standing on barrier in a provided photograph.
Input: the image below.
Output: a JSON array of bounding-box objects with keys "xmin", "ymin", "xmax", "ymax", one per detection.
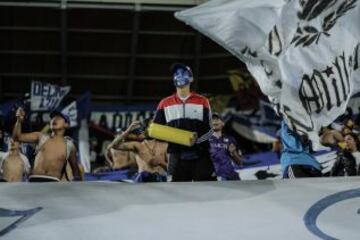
[
  {"xmin": 209, "ymin": 113, "xmax": 242, "ymax": 181},
  {"xmin": 13, "ymin": 108, "xmax": 82, "ymax": 182},
  {"xmin": 153, "ymin": 63, "xmax": 216, "ymax": 182}
]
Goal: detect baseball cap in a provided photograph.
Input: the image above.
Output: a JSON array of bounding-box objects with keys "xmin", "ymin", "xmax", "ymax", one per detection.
[
  {"xmin": 212, "ymin": 112, "xmax": 224, "ymax": 121},
  {"xmin": 50, "ymin": 111, "xmax": 70, "ymax": 125}
]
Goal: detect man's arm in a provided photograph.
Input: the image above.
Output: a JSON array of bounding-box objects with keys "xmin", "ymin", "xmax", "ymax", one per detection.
[
  {"xmin": 12, "ymin": 108, "xmax": 41, "ymax": 143},
  {"xmin": 112, "ymin": 141, "xmax": 139, "ymax": 152},
  {"xmin": 153, "ymin": 100, "xmax": 166, "ymax": 125},
  {"xmin": 104, "ymin": 147, "xmax": 114, "ymax": 168},
  {"xmin": 68, "ymin": 149, "xmax": 83, "ymax": 181},
  {"xmin": 229, "ymin": 143, "xmax": 242, "ymax": 166},
  {"xmin": 107, "ymin": 121, "xmax": 140, "ymax": 151},
  {"xmin": 107, "ymin": 121, "xmax": 141, "ymax": 151},
  {"xmin": 196, "ymin": 98, "xmax": 213, "ymax": 144}
]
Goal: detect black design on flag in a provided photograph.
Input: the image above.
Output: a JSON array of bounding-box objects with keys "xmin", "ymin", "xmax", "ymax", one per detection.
[
  {"xmin": 240, "ymin": 47, "xmax": 258, "ymax": 58},
  {"xmin": 283, "ymin": 105, "xmax": 314, "ymax": 134},
  {"xmin": 292, "ymin": 0, "xmax": 358, "ymax": 48},
  {"xmin": 268, "ymin": 26, "xmax": 282, "ymax": 56},
  {"xmin": 299, "ymin": 52, "xmax": 351, "ymax": 114},
  {"xmin": 354, "ymin": 43, "xmax": 360, "ymax": 70}
]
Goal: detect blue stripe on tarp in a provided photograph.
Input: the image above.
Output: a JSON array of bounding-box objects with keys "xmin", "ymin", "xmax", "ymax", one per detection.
[
  {"xmin": 0, "ymin": 207, "xmax": 43, "ymax": 237},
  {"xmin": 85, "ymin": 169, "xmax": 136, "ymax": 181},
  {"xmin": 304, "ymin": 188, "xmax": 360, "ymax": 240},
  {"xmin": 235, "ymin": 149, "xmax": 337, "ymax": 170}
]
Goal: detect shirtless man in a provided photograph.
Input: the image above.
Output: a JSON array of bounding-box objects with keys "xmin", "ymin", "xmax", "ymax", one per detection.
[
  {"xmin": 107, "ymin": 121, "xmax": 168, "ymax": 182},
  {"xmin": 105, "ymin": 147, "xmax": 137, "ymax": 170},
  {"xmin": 13, "ymin": 108, "xmax": 82, "ymax": 182},
  {"xmin": 0, "ymin": 139, "xmax": 31, "ymax": 182}
]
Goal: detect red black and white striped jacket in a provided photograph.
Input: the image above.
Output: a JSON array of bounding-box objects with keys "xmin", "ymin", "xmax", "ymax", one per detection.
[{"xmin": 153, "ymin": 92, "xmax": 213, "ymax": 153}]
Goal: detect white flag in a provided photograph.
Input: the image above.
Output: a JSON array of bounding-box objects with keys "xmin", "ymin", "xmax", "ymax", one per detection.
[
  {"xmin": 176, "ymin": 0, "xmax": 360, "ymax": 149},
  {"xmin": 61, "ymin": 101, "xmax": 78, "ymax": 128},
  {"xmin": 31, "ymin": 81, "xmax": 71, "ymax": 111}
]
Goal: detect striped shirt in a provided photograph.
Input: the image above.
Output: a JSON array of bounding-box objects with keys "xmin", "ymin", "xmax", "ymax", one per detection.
[{"xmin": 154, "ymin": 92, "xmax": 213, "ymax": 153}]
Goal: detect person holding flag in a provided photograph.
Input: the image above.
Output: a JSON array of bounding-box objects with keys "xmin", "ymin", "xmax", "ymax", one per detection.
[
  {"xmin": 13, "ymin": 108, "xmax": 82, "ymax": 182},
  {"xmin": 209, "ymin": 113, "xmax": 242, "ymax": 181}
]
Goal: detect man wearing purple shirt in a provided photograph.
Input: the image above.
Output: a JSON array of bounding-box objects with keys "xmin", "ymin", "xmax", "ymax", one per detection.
[{"xmin": 209, "ymin": 113, "xmax": 242, "ymax": 181}]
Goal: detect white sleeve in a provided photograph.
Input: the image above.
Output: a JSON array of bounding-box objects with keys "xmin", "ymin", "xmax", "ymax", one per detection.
[
  {"xmin": 0, "ymin": 152, "xmax": 5, "ymax": 169},
  {"xmin": 20, "ymin": 153, "xmax": 31, "ymax": 175}
]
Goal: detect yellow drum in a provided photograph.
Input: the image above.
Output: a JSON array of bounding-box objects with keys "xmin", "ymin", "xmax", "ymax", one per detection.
[{"xmin": 147, "ymin": 123, "xmax": 197, "ymax": 146}]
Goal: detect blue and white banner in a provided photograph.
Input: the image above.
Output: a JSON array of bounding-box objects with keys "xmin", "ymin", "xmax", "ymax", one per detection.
[
  {"xmin": 176, "ymin": 0, "xmax": 360, "ymax": 150},
  {"xmin": 237, "ymin": 149, "xmax": 338, "ymax": 180},
  {"xmin": 61, "ymin": 101, "xmax": 78, "ymax": 127},
  {"xmin": 229, "ymin": 100, "xmax": 280, "ymax": 143},
  {"xmin": 30, "ymin": 81, "xmax": 71, "ymax": 111}
]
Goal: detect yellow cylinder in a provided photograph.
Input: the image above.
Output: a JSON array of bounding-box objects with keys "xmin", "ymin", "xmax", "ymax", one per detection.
[{"xmin": 147, "ymin": 123, "xmax": 197, "ymax": 146}]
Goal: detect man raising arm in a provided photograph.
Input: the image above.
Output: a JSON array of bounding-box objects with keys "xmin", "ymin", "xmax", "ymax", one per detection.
[{"xmin": 13, "ymin": 108, "xmax": 82, "ymax": 182}]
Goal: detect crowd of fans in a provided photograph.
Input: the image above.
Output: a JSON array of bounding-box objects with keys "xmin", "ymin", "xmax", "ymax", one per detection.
[
  {"xmin": 1, "ymin": 61, "xmax": 360, "ymax": 182},
  {"xmin": 320, "ymin": 116, "xmax": 360, "ymax": 176},
  {"xmin": 1, "ymin": 105, "xmax": 360, "ymax": 183}
]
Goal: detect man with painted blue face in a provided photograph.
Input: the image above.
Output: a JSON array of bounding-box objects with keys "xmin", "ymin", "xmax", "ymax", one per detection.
[{"xmin": 153, "ymin": 63, "xmax": 215, "ymax": 182}]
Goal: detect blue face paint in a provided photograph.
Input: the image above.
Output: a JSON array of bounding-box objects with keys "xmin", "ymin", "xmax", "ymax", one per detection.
[{"xmin": 172, "ymin": 64, "xmax": 193, "ymax": 88}]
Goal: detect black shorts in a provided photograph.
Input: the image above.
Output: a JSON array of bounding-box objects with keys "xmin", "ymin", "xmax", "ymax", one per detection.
[
  {"xmin": 285, "ymin": 165, "xmax": 322, "ymax": 179},
  {"xmin": 170, "ymin": 148, "xmax": 216, "ymax": 182},
  {"xmin": 29, "ymin": 175, "xmax": 60, "ymax": 182}
]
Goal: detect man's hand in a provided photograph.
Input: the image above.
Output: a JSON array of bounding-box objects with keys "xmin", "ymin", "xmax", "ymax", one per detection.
[
  {"xmin": 190, "ymin": 134, "xmax": 197, "ymax": 146},
  {"xmin": 126, "ymin": 121, "xmax": 142, "ymax": 133},
  {"xmin": 228, "ymin": 143, "xmax": 237, "ymax": 156},
  {"xmin": 16, "ymin": 108, "xmax": 25, "ymax": 123}
]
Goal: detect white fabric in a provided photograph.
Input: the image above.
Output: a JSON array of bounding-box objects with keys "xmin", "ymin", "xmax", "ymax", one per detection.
[
  {"xmin": 78, "ymin": 120, "xmax": 91, "ymax": 173},
  {"xmin": 164, "ymin": 104, "xmax": 184, "ymax": 122},
  {"xmin": 164, "ymin": 103, "xmax": 204, "ymax": 122},
  {"xmin": 176, "ymin": 0, "xmax": 360, "ymax": 150},
  {"xmin": 351, "ymin": 151, "xmax": 360, "ymax": 169}
]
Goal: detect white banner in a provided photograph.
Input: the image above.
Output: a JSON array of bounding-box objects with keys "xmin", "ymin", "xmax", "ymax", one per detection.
[
  {"xmin": 176, "ymin": 0, "xmax": 360, "ymax": 149},
  {"xmin": 30, "ymin": 81, "xmax": 71, "ymax": 111}
]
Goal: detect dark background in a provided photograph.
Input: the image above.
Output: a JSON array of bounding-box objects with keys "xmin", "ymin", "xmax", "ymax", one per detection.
[{"xmin": 0, "ymin": 1, "xmax": 247, "ymax": 104}]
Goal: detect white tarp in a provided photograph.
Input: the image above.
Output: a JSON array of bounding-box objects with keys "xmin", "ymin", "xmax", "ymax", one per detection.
[
  {"xmin": 175, "ymin": 0, "xmax": 360, "ymax": 150},
  {"xmin": 0, "ymin": 178, "xmax": 359, "ymax": 239}
]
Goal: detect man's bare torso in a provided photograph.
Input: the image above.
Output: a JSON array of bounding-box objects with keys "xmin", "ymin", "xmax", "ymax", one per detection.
[
  {"xmin": 136, "ymin": 140, "xmax": 167, "ymax": 174},
  {"xmin": 33, "ymin": 136, "xmax": 67, "ymax": 179},
  {"xmin": 2, "ymin": 154, "xmax": 24, "ymax": 182},
  {"xmin": 111, "ymin": 149, "xmax": 137, "ymax": 169}
]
